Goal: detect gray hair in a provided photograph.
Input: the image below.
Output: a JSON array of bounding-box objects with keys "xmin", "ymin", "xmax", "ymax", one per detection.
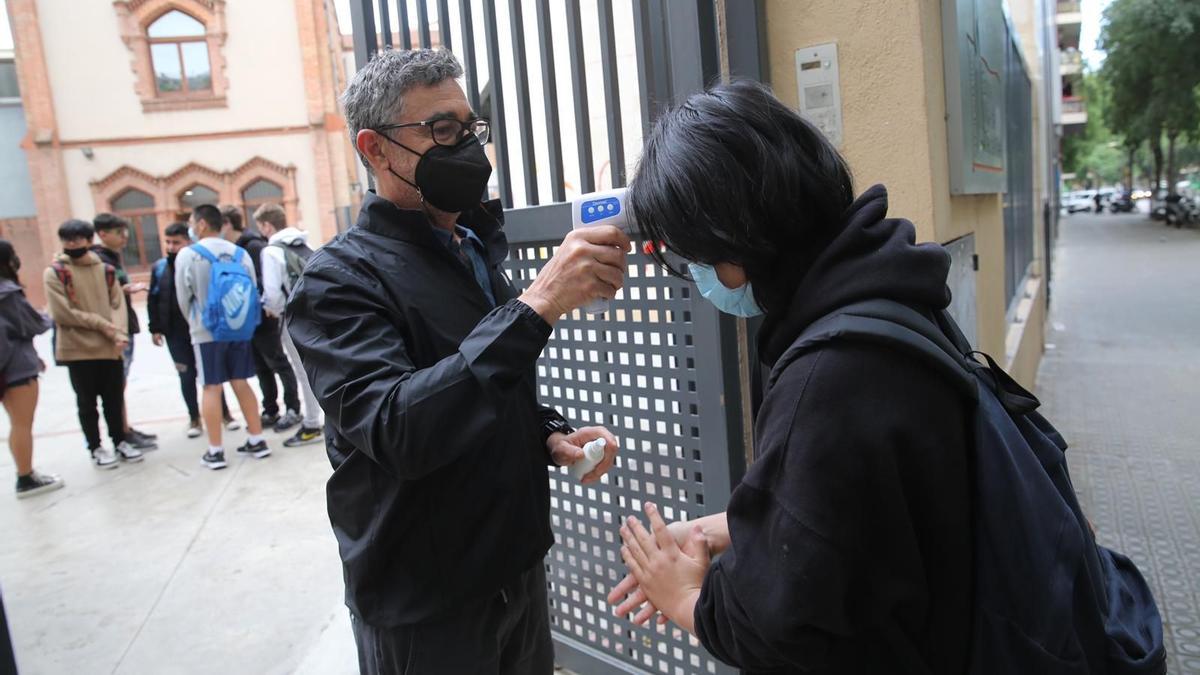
[{"xmin": 341, "ymin": 48, "xmax": 464, "ymax": 172}]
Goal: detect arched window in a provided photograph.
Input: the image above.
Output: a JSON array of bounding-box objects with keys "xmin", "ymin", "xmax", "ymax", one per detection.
[
  {"xmin": 148, "ymin": 10, "xmax": 211, "ymax": 95},
  {"xmin": 241, "ymin": 178, "xmax": 284, "ymax": 228},
  {"xmin": 111, "ymin": 188, "xmax": 161, "ymax": 269},
  {"xmin": 178, "ymin": 184, "xmax": 220, "ymax": 220}
]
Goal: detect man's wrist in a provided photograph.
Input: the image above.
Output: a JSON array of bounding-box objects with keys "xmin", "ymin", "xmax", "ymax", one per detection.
[{"xmin": 517, "ymin": 291, "xmax": 562, "ymax": 326}]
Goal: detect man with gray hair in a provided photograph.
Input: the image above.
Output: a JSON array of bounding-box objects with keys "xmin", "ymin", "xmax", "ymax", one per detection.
[{"xmin": 286, "ymin": 48, "xmax": 629, "ymax": 673}]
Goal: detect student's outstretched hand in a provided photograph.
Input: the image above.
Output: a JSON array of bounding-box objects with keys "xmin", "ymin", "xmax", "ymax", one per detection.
[
  {"xmin": 616, "ymin": 502, "xmax": 709, "ymax": 634},
  {"xmin": 607, "ymin": 519, "xmax": 697, "ymax": 625}
]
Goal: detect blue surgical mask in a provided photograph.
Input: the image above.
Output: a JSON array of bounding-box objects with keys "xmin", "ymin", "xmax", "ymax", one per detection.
[{"xmin": 688, "ymin": 263, "xmax": 763, "ymax": 317}]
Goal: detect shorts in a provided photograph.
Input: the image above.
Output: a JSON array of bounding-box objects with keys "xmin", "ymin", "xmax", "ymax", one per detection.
[
  {"xmin": 0, "ymin": 375, "xmax": 36, "ymax": 401},
  {"xmin": 194, "ymin": 341, "xmax": 256, "ymax": 386}
]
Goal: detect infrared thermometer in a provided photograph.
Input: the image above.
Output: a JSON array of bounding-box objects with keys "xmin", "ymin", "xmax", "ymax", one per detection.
[{"xmin": 571, "ymin": 188, "xmax": 634, "ymax": 315}]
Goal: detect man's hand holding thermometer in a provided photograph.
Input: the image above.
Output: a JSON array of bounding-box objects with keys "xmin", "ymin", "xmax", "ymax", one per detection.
[{"xmin": 516, "ymin": 188, "xmax": 633, "ymax": 326}]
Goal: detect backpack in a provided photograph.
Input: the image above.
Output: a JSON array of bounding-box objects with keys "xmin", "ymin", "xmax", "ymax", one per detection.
[
  {"xmin": 769, "ymin": 299, "xmax": 1166, "ymax": 675},
  {"xmin": 50, "ymin": 260, "xmax": 116, "ymax": 307},
  {"xmin": 270, "ymin": 239, "xmax": 314, "ymax": 291},
  {"xmin": 188, "ymin": 244, "xmax": 260, "ymax": 342}
]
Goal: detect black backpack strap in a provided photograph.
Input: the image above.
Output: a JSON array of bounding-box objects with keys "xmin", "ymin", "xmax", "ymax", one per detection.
[{"xmin": 767, "ymin": 299, "xmax": 979, "ymax": 403}]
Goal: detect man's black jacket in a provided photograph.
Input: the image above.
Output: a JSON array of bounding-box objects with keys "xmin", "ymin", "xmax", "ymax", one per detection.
[
  {"xmin": 286, "ymin": 191, "xmax": 567, "ymax": 627},
  {"xmin": 235, "ymin": 230, "xmax": 268, "ymax": 292}
]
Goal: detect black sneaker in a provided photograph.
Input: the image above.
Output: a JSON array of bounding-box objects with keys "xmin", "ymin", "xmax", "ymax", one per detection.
[
  {"xmin": 261, "ymin": 412, "xmax": 281, "ymax": 428},
  {"xmin": 130, "ymin": 427, "xmax": 158, "ymax": 441},
  {"xmin": 125, "ymin": 433, "xmax": 158, "ymax": 451},
  {"xmin": 201, "ymin": 450, "xmax": 228, "ymax": 470},
  {"xmin": 284, "ymin": 426, "xmax": 323, "ymax": 447},
  {"xmin": 16, "ymin": 470, "xmax": 65, "ymax": 499},
  {"xmin": 273, "ymin": 410, "xmax": 302, "ymax": 433},
  {"xmin": 236, "ymin": 439, "xmax": 271, "ymax": 459}
]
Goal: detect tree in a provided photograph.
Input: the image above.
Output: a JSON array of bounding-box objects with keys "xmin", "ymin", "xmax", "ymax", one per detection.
[{"xmin": 1100, "ymin": 0, "xmax": 1200, "ymax": 194}]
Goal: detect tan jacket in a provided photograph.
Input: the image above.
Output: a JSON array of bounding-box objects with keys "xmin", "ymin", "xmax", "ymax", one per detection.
[{"xmin": 43, "ymin": 251, "xmax": 128, "ymax": 362}]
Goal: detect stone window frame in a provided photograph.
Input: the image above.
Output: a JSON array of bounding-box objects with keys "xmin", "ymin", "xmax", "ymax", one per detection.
[
  {"xmin": 114, "ymin": 0, "xmax": 229, "ymax": 113},
  {"xmin": 90, "ymin": 158, "xmax": 300, "ymax": 258}
]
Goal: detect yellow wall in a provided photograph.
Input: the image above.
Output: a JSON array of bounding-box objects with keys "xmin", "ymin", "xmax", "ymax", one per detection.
[{"xmin": 763, "ymin": 0, "xmax": 1046, "ymax": 383}]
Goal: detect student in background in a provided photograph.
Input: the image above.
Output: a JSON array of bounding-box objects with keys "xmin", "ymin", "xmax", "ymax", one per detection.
[
  {"xmin": 148, "ymin": 222, "xmax": 235, "ymax": 438},
  {"xmin": 254, "ymin": 203, "xmax": 322, "ymax": 447},
  {"xmin": 174, "ymin": 204, "xmax": 270, "ymax": 470},
  {"xmin": 92, "ymin": 213, "xmax": 157, "ymax": 451},
  {"xmin": 44, "ymin": 220, "xmax": 144, "ymax": 469},
  {"xmin": 0, "ymin": 239, "xmax": 62, "ymax": 498}
]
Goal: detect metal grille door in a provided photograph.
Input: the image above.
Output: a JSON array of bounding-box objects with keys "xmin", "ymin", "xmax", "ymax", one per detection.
[{"xmin": 504, "ymin": 234, "xmax": 738, "ymax": 675}]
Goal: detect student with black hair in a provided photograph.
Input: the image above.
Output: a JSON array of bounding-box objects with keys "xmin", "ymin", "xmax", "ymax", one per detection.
[
  {"xmin": 43, "ymin": 220, "xmax": 143, "ymax": 469},
  {"xmin": 0, "ymin": 239, "xmax": 62, "ymax": 497},
  {"xmin": 610, "ymin": 80, "xmax": 972, "ymax": 674},
  {"xmin": 148, "ymin": 222, "xmax": 235, "ymax": 438},
  {"xmin": 175, "ymin": 204, "xmax": 269, "ymax": 469},
  {"xmin": 92, "ymin": 212, "xmax": 157, "ymax": 451}
]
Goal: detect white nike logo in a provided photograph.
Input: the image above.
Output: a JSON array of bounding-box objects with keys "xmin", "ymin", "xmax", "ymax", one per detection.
[{"xmin": 223, "ymin": 283, "xmax": 252, "ymax": 330}]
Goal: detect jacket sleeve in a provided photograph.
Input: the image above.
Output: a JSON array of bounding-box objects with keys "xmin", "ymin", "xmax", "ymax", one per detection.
[
  {"xmin": 109, "ymin": 270, "xmax": 128, "ymax": 342},
  {"xmin": 147, "ymin": 260, "xmax": 164, "ymax": 335},
  {"xmin": 174, "ymin": 250, "xmax": 194, "ymax": 323},
  {"xmin": 285, "ymin": 257, "xmax": 553, "ymax": 480},
  {"xmin": 261, "ymin": 246, "xmax": 286, "ymax": 317},
  {"xmin": 43, "ymin": 267, "xmax": 114, "ymax": 333}
]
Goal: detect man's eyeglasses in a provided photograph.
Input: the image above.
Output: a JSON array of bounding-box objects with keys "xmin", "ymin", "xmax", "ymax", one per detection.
[{"xmin": 375, "ymin": 117, "xmax": 490, "ymax": 147}]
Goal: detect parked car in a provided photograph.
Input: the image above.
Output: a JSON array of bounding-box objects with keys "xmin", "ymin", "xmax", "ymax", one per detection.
[
  {"xmin": 1064, "ymin": 191, "xmax": 1096, "ymax": 214},
  {"xmin": 1150, "ymin": 189, "xmax": 1169, "ymax": 221}
]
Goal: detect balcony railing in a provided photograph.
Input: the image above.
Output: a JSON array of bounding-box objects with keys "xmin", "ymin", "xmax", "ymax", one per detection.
[
  {"xmin": 1060, "ymin": 49, "xmax": 1082, "ymax": 69},
  {"xmin": 1062, "ymin": 96, "xmax": 1086, "ymax": 114},
  {"xmin": 1058, "ymin": 0, "xmax": 1081, "ymax": 14}
]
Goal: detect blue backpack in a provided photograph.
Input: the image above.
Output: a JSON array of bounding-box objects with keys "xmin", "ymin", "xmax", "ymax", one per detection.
[
  {"xmin": 189, "ymin": 244, "xmax": 260, "ymax": 342},
  {"xmin": 773, "ymin": 299, "xmax": 1166, "ymax": 675}
]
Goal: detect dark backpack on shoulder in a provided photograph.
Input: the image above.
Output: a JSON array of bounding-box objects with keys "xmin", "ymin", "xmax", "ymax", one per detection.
[
  {"xmin": 270, "ymin": 239, "xmax": 314, "ymax": 290},
  {"xmin": 770, "ymin": 299, "xmax": 1166, "ymax": 675}
]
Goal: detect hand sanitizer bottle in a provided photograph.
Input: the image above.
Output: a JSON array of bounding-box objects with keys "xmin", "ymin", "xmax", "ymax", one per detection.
[{"xmin": 569, "ymin": 438, "xmax": 607, "ymax": 481}]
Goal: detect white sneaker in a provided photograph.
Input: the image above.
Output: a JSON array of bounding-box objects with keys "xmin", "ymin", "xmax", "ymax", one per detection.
[
  {"xmin": 92, "ymin": 447, "xmax": 120, "ymax": 470},
  {"xmin": 116, "ymin": 441, "xmax": 145, "ymax": 463}
]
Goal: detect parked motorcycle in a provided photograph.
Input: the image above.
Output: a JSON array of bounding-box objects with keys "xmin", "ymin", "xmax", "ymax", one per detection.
[{"xmin": 1164, "ymin": 194, "xmax": 1198, "ymax": 227}]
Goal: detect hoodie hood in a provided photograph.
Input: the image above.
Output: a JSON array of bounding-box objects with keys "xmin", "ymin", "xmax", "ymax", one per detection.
[
  {"xmin": 236, "ymin": 230, "xmax": 268, "ymax": 247},
  {"xmin": 0, "ymin": 277, "xmax": 21, "ymax": 299},
  {"xmin": 268, "ymin": 227, "xmax": 308, "ymax": 247},
  {"xmin": 758, "ymin": 184, "xmax": 952, "ymax": 366}
]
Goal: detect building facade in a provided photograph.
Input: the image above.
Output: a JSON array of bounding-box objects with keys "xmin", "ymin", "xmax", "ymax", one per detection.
[
  {"xmin": 1057, "ymin": 0, "xmax": 1088, "ymax": 133},
  {"xmin": 7, "ymin": 0, "xmax": 359, "ymax": 291}
]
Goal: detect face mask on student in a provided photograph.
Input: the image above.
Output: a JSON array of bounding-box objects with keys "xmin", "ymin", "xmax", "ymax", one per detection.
[
  {"xmin": 688, "ymin": 263, "xmax": 764, "ymax": 317},
  {"xmin": 63, "ymin": 248, "xmax": 89, "ymax": 260}
]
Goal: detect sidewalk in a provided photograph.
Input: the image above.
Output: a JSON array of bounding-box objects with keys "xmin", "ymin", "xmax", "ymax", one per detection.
[
  {"xmin": 0, "ymin": 326, "xmax": 356, "ymax": 674},
  {"xmin": 1037, "ymin": 211, "xmax": 1200, "ymax": 673}
]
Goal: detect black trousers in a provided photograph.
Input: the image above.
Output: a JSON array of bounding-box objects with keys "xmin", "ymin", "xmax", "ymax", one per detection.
[
  {"xmin": 166, "ymin": 332, "xmax": 231, "ymax": 421},
  {"xmin": 251, "ymin": 316, "xmax": 299, "ymax": 416},
  {"xmin": 352, "ymin": 565, "xmax": 555, "ymax": 675},
  {"xmin": 66, "ymin": 359, "xmax": 126, "ymax": 450}
]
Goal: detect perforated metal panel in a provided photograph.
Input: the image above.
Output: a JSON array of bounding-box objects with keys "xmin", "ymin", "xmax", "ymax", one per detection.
[{"xmin": 505, "ymin": 235, "xmax": 737, "ymax": 675}]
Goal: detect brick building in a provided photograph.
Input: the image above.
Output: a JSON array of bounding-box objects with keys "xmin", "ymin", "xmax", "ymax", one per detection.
[{"xmin": 5, "ymin": 0, "xmax": 359, "ymax": 304}]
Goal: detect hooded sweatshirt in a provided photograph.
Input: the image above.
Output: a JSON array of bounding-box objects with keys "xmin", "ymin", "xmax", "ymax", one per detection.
[
  {"xmin": 0, "ymin": 278, "xmax": 51, "ymax": 383},
  {"xmin": 693, "ymin": 185, "xmax": 973, "ymax": 674},
  {"xmin": 262, "ymin": 227, "xmax": 309, "ymax": 317},
  {"xmin": 42, "ymin": 251, "xmax": 128, "ymax": 362}
]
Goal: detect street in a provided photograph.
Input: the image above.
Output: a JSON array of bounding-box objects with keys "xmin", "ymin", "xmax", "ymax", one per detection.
[
  {"xmin": 1038, "ymin": 209, "xmax": 1200, "ymax": 673},
  {"xmin": 1, "ymin": 208, "xmax": 1198, "ymax": 673}
]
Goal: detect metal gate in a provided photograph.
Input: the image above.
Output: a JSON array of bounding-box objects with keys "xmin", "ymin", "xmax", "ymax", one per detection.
[
  {"xmin": 346, "ymin": 2, "xmax": 759, "ymax": 672},
  {"xmin": 1003, "ymin": 28, "xmax": 1035, "ymax": 311}
]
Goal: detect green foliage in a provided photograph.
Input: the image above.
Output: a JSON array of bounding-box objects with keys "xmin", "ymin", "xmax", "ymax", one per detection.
[{"xmin": 1096, "ymin": 0, "xmax": 1200, "ymax": 190}]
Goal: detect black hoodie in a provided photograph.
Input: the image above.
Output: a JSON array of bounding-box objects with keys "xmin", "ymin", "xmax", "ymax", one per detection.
[{"xmin": 694, "ymin": 186, "xmax": 973, "ymax": 674}]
